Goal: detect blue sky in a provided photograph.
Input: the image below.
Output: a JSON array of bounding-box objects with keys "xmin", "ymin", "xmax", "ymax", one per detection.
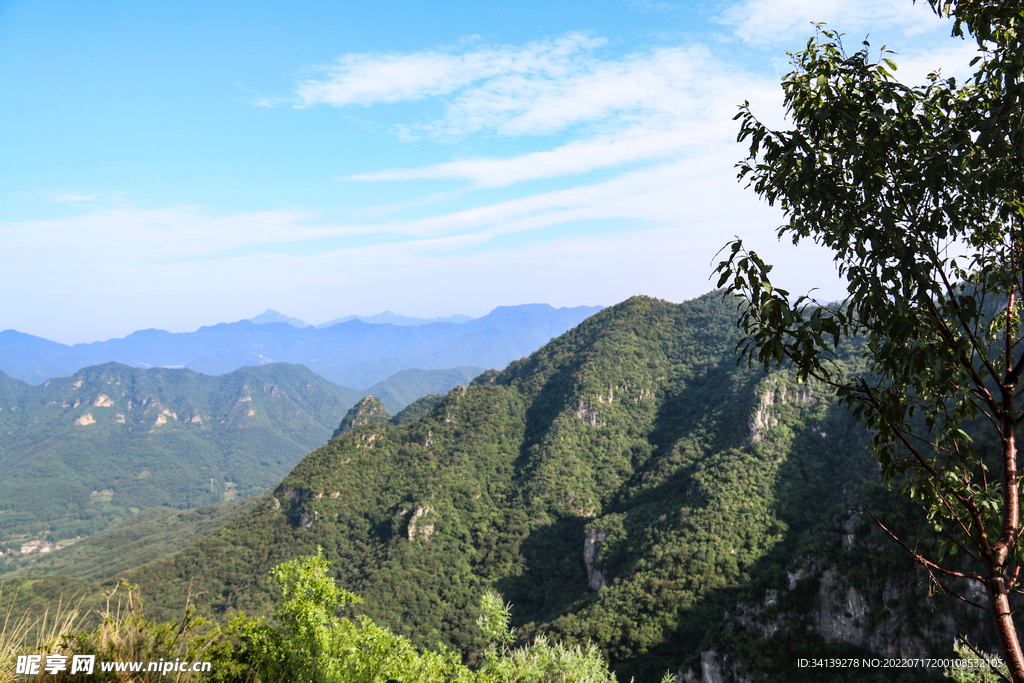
[{"xmin": 0, "ymin": 0, "xmax": 978, "ymax": 343}]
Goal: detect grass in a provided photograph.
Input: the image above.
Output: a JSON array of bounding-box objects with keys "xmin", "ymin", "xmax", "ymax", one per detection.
[{"xmin": 1, "ymin": 583, "xmax": 82, "ymax": 683}]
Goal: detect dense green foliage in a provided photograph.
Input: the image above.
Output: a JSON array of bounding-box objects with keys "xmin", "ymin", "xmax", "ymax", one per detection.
[
  {"xmin": 3, "ymin": 552, "xmax": 616, "ymax": 683},
  {"xmin": 0, "ymin": 362, "xmax": 481, "ymax": 550},
  {"xmin": 390, "ymin": 394, "xmax": 446, "ymax": 426},
  {"xmin": 234, "ymin": 549, "xmax": 473, "ymax": 683},
  {"xmin": 331, "ymin": 397, "xmax": 392, "ymax": 438},
  {"xmin": 359, "ymin": 367, "xmax": 485, "ymax": 414},
  {"xmin": 53, "ymin": 293, "xmax": 954, "ymax": 681}
]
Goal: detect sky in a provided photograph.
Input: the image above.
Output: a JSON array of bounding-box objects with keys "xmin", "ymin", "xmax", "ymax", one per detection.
[{"xmin": 0, "ymin": 0, "xmax": 980, "ymax": 344}]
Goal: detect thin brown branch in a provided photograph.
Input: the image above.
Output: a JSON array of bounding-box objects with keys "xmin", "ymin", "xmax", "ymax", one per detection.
[
  {"xmin": 970, "ymin": 392, "xmax": 1004, "ymax": 433},
  {"xmin": 860, "ymin": 384, "xmax": 995, "ymax": 559},
  {"xmin": 927, "ymin": 568, "xmax": 989, "ymax": 612},
  {"xmin": 941, "ymin": 523, "xmax": 982, "ymax": 564},
  {"xmin": 933, "ymin": 265, "xmax": 1002, "ymax": 385},
  {"xmin": 864, "ymin": 507, "xmax": 987, "ymax": 582},
  {"xmin": 924, "ymin": 294, "xmax": 1001, "ymax": 415}
]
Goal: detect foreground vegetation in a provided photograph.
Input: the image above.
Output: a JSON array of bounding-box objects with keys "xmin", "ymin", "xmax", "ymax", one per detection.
[{"xmin": 3, "ymin": 550, "xmax": 621, "ymax": 682}]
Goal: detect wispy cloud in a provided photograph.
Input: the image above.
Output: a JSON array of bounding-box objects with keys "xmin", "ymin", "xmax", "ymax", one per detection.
[
  {"xmin": 719, "ymin": 0, "xmax": 952, "ymax": 46},
  {"xmin": 305, "ymin": 39, "xmax": 779, "ymax": 187},
  {"xmin": 423, "ymin": 44, "xmax": 714, "ymax": 138},
  {"xmin": 52, "ymin": 193, "xmax": 97, "ymax": 203},
  {"xmin": 295, "ymin": 32, "xmax": 606, "ymax": 110},
  {"xmin": 0, "ymin": 206, "xmax": 358, "ymax": 263},
  {"xmin": 1, "ymin": 157, "xmax": 842, "ymax": 344},
  {"xmin": 718, "ymin": 0, "xmax": 980, "ymax": 86},
  {"xmin": 346, "ymin": 127, "xmax": 692, "ymax": 187},
  {"xmin": 298, "ymin": 39, "xmax": 738, "ymax": 140}
]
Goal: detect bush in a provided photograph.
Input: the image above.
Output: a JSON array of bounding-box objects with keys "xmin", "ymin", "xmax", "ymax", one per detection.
[{"xmin": 234, "ymin": 547, "xmax": 467, "ymax": 683}]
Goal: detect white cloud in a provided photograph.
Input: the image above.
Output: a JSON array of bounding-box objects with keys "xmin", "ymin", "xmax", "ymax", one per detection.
[
  {"xmin": 347, "ymin": 127, "xmax": 690, "ymax": 186},
  {"xmin": 425, "ymin": 44, "xmax": 719, "ymax": 138},
  {"xmin": 368, "ymin": 156, "xmax": 755, "ymax": 239},
  {"xmin": 719, "ymin": 0, "xmax": 951, "ymax": 47},
  {"xmin": 327, "ymin": 41, "xmax": 780, "ymax": 187},
  {"xmin": 0, "ymin": 206, "xmax": 363, "ymax": 263},
  {"xmin": 2, "ymin": 131, "xmax": 844, "ymax": 344},
  {"xmin": 0, "ymin": 178, "xmax": 838, "ymax": 345},
  {"xmin": 888, "ymin": 40, "xmax": 981, "ymax": 85},
  {"xmin": 19, "ymin": 7, "xmax": 969, "ymax": 342},
  {"xmin": 295, "ymin": 32, "xmax": 606, "ymax": 108},
  {"xmin": 716, "ymin": 0, "xmax": 982, "ymax": 96},
  {"xmin": 53, "ymin": 193, "xmax": 97, "ymax": 203}
]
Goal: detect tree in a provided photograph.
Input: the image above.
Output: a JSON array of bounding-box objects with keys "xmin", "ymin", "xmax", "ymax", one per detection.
[
  {"xmin": 713, "ymin": 1, "xmax": 1024, "ymax": 680},
  {"xmin": 235, "ymin": 548, "xmax": 468, "ymax": 683}
]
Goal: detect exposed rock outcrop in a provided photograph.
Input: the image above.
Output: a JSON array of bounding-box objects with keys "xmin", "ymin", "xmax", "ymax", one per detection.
[
  {"xmin": 407, "ymin": 505, "xmax": 434, "ymax": 541},
  {"xmin": 584, "ymin": 528, "xmax": 608, "ymax": 590},
  {"xmin": 749, "ymin": 380, "xmax": 813, "ymax": 442}
]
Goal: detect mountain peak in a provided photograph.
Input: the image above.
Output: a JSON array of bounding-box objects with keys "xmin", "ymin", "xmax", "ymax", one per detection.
[
  {"xmin": 332, "ymin": 396, "xmax": 391, "ymax": 439},
  {"xmin": 247, "ymin": 309, "xmax": 308, "ymax": 328}
]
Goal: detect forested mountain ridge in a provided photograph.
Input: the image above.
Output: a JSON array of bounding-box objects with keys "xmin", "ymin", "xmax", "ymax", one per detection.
[
  {"xmin": 98, "ymin": 292, "xmax": 981, "ymax": 681},
  {"xmin": 0, "ymin": 362, "xmax": 487, "ymax": 552},
  {"xmin": 0, "ymin": 362, "xmax": 356, "ymax": 545}
]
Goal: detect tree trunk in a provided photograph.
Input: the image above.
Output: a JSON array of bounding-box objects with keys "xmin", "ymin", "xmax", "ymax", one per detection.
[
  {"xmin": 997, "ymin": 300, "xmax": 1024, "ymax": 682},
  {"xmin": 989, "ymin": 575, "xmax": 1024, "ymax": 682}
]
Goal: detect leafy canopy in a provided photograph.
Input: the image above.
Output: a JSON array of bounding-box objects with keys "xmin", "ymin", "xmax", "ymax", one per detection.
[{"xmin": 714, "ymin": 0, "xmax": 1024, "ymax": 678}]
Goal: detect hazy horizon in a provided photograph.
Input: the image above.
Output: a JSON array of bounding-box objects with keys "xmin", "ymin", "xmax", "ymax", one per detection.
[
  {"xmin": 3, "ymin": 302, "xmax": 606, "ymax": 345},
  {"xmin": 1, "ymin": 0, "xmax": 980, "ymax": 344}
]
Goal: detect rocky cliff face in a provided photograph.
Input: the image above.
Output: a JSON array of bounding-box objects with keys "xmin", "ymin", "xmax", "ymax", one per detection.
[
  {"xmin": 677, "ymin": 534, "xmax": 989, "ymax": 682},
  {"xmin": 673, "ymin": 378, "xmax": 994, "ymax": 681},
  {"xmin": 584, "ymin": 528, "xmax": 608, "ymax": 590}
]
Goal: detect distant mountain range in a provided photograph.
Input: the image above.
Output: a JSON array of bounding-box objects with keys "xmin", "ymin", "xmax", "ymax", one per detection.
[
  {"xmin": 314, "ymin": 311, "xmax": 475, "ymax": 327},
  {"xmin": 246, "ymin": 309, "xmax": 474, "ymax": 328},
  {"xmin": 0, "ymin": 362, "xmax": 349, "ymax": 545},
  {"xmin": 1, "ymin": 304, "xmax": 602, "ymax": 387}
]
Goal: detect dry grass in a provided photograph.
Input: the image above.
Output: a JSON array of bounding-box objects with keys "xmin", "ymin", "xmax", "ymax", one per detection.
[
  {"xmin": 2, "ymin": 579, "xmax": 230, "ymax": 683},
  {"xmin": 0, "ymin": 582, "xmax": 82, "ymax": 683}
]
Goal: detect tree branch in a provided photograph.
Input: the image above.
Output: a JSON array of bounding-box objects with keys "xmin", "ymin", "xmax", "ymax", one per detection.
[
  {"xmin": 927, "ymin": 568, "xmax": 989, "ymax": 612},
  {"xmin": 864, "ymin": 507, "xmax": 988, "ymax": 583}
]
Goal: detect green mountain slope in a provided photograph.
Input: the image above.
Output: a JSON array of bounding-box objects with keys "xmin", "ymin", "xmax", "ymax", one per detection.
[
  {"xmin": 61, "ymin": 293, "xmax": 976, "ymax": 681},
  {"xmin": 1, "ymin": 498, "xmax": 260, "ymax": 581},
  {"xmin": 358, "ymin": 366, "xmax": 486, "ymax": 414},
  {"xmin": 0, "ymin": 362, "xmax": 359, "ymax": 545}
]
